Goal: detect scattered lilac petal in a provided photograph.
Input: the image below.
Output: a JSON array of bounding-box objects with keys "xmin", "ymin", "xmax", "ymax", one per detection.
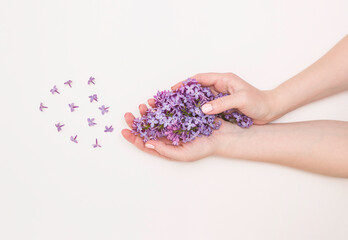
[
  {"xmin": 70, "ymin": 135, "xmax": 78, "ymax": 143},
  {"xmin": 50, "ymin": 85, "xmax": 60, "ymax": 95},
  {"xmin": 88, "ymin": 76, "xmax": 95, "ymax": 85},
  {"xmin": 87, "ymin": 118, "xmax": 96, "ymax": 126},
  {"xmin": 93, "ymin": 138, "xmax": 101, "ymax": 148},
  {"xmin": 64, "ymin": 80, "xmax": 73, "ymax": 88},
  {"xmin": 55, "ymin": 122, "xmax": 65, "ymax": 132},
  {"xmin": 39, "ymin": 102, "xmax": 48, "ymax": 112},
  {"xmin": 104, "ymin": 125, "xmax": 114, "ymax": 132},
  {"xmin": 89, "ymin": 94, "xmax": 98, "ymax": 103},
  {"xmin": 68, "ymin": 103, "xmax": 79, "ymax": 112},
  {"xmin": 99, "ymin": 105, "xmax": 109, "ymax": 115}
]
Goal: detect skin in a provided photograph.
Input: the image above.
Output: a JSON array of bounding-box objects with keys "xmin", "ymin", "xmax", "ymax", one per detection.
[{"xmin": 122, "ymin": 34, "xmax": 348, "ymax": 178}]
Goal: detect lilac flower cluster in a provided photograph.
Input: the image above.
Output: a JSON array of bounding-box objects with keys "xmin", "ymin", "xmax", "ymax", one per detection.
[
  {"xmin": 131, "ymin": 78, "xmax": 253, "ymax": 145},
  {"xmin": 40, "ymin": 76, "xmax": 113, "ymax": 148}
]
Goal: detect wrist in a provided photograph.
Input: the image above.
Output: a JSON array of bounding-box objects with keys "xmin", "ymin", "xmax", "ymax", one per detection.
[
  {"xmin": 264, "ymin": 88, "xmax": 287, "ymax": 122},
  {"xmin": 213, "ymin": 122, "xmax": 246, "ymax": 157}
]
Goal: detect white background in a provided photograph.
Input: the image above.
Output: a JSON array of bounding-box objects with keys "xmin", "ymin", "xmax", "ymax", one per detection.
[{"xmin": 1, "ymin": 0, "xmax": 348, "ymax": 239}]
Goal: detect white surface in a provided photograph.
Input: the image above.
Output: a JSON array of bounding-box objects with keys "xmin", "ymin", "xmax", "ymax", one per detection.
[{"xmin": 1, "ymin": 0, "xmax": 348, "ymax": 239}]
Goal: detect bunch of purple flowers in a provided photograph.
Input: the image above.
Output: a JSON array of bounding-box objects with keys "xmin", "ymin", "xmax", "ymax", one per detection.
[{"xmin": 131, "ymin": 78, "xmax": 253, "ymax": 145}]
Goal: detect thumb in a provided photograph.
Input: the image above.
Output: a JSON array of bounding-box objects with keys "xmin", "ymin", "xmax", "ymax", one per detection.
[{"xmin": 201, "ymin": 94, "xmax": 242, "ymax": 114}]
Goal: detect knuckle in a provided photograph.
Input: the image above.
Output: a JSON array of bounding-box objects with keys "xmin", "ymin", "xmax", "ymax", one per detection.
[
  {"xmin": 239, "ymin": 90, "xmax": 248, "ymax": 99},
  {"xmin": 224, "ymin": 72, "xmax": 237, "ymax": 79},
  {"xmin": 214, "ymin": 97, "xmax": 224, "ymax": 108},
  {"xmin": 193, "ymin": 73, "xmax": 203, "ymax": 79},
  {"xmin": 236, "ymin": 91, "xmax": 248, "ymax": 106}
]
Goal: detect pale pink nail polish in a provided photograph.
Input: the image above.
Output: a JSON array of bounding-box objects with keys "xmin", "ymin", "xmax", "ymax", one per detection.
[
  {"xmin": 201, "ymin": 104, "xmax": 213, "ymax": 113},
  {"xmin": 145, "ymin": 143, "xmax": 155, "ymax": 149}
]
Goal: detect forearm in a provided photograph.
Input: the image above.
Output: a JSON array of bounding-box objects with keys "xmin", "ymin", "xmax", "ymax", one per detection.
[
  {"xmin": 271, "ymin": 35, "xmax": 348, "ymax": 119},
  {"xmin": 217, "ymin": 120, "xmax": 348, "ymax": 177}
]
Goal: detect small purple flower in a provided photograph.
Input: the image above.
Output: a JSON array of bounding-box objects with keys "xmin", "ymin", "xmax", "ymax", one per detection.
[
  {"xmin": 185, "ymin": 119, "xmax": 195, "ymax": 130},
  {"xmin": 64, "ymin": 80, "xmax": 72, "ymax": 88},
  {"xmin": 89, "ymin": 94, "xmax": 98, "ymax": 103},
  {"xmin": 93, "ymin": 138, "xmax": 101, "ymax": 148},
  {"xmin": 55, "ymin": 122, "xmax": 64, "ymax": 132},
  {"xmin": 98, "ymin": 105, "xmax": 109, "ymax": 115},
  {"xmin": 70, "ymin": 135, "xmax": 78, "ymax": 143},
  {"xmin": 104, "ymin": 125, "xmax": 114, "ymax": 132},
  {"xmin": 88, "ymin": 76, "xmax": 95, "ymax": 85},
  {"xmin": 162, "ymin": 103, "xmax": 171, "ymax": 112},
  {"xmin": 232, "ymin": 112, "xmax": 242, "ymax": 122},
  {"xmin": 148, "ymin": 118, "xmax": 158, "ymax": 128},
  {"xmin": 87, "ymin": 118, "xmax": 96, "ymax": 126},
  {"xmin": 39, "ymin": 102, "xmax": 48, "ymax": 112},
  {"xmin": 185, "ymin": 85, "xmax": 195, "ymax": 95},
  {"xmin": 50, "ymin": 85, "xmax": 60, "ymax": 94},
  {"xmin": 68, "ymin": 103, "xmax": 79, "ymax": 112}
]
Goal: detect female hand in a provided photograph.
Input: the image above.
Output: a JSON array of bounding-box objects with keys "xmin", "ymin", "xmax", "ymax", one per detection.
[
  {"xmin": 121, "ymin": 101, "xmax": 241, "ymax": 162},
  {"xmin": 172, "ymin": 72, "xmax": 278, "ymax": 124}
]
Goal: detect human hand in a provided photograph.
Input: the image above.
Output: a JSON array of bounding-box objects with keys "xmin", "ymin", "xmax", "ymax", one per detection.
[
  {"xmin": 121, "ymin": 101, "xmax": 242, "ymax": 162},
  {"xmin": 172, "ymin": 73, "xmax": 278, "ymax": 124}
]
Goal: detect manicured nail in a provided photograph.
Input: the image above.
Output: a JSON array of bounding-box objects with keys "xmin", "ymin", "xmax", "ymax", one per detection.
[
  {"xmin": 145, "ymin": 143, "xmax": 155, "ymax": 149},
  {"xmin": 201, "ymin": 104, "xmax": 213, "ymax": 113}
]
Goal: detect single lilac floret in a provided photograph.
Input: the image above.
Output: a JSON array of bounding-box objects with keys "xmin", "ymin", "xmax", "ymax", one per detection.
[
  {"xmin": 39, "ymin": 102, "xmax": 48, "ymax": 112},
  {"xmin": 64, "ymin": 80, "xmax": 72, "ymax": 88},
  {"xmin": 68, "ymin": 103, "xmax": 79, "ymax": 112},
  {"xmin": 87, "ymin": 118, "xmax": 96, "ymax": 126},
  {"xmin": 89, "ymin": 94, "xmax": 98, "ymax": 102},
  {"xmin": 55, "ymin": 122, "xmax": 64, "ymax": 132},
  {"xmin": 104, "ymin": 125, "xmax": 114, "ymax": 132},
  {"xmin": 93, "ymin": 138, "xmax": 101, "ymax": 148},
  {"xmin": 70, "ymin": 135, "xmax": 78, "ymax": 143},
  {"xmin": 50, "ymin": 85, "xmax": 60, "ymax": 94},
  {"xmin": 99, "ymin": 105, "xmax": 109, "ymax": 115},
  {"xmin": 88, "ymin": 76, "xmax": 95, "ymax": 85}
]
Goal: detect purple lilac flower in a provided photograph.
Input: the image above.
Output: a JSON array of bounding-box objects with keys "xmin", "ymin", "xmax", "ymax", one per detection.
[
  {"xmin": 55, "ymin": 122, "xmax": 65, "ymax": 132},
  {"xmin": 70, "ymin": 135, "xmax": 78, "ymax": 143},
  {"xmin": 39, "ymin": 102, "xmax": 48, "ymax": 112},
  {"xmin": 64, "ymin": 80, "xmax": 72, "ymax": 88},
  {"xmin": 131, "ymin": 78, "xmax": 253, "ymax": 145},
  {"xmin": 99, "ymin": 105, "xmax": 109, "ymax": 115},
  {"xmin": 68, "ymin": 103, "xmax": 79, "ymax": 112},
  {"xmin": 50, "ymin": 85, "xmax": 60, "ymax": 94},
  {"xmin": 88, "ymin": 76, "xmax": 95, "ymax": 85},
  {"xmin": 87, "ymin": 118, "xmax": 96, "ymax": 126},
  {"xmin": 104, "ymin": 125, "xmax": 114, "ymax": 132},
  {"xmin": 93, "ymin": 138, "xmax": 101, "ymax": 148},
  {"xmin": 89, "ymin": 94, "xmax": 98, "ymax": 102}
]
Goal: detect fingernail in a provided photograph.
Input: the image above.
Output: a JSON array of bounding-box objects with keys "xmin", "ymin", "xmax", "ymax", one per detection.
[
  {"xmin": 201, "ymin": 104, "xmax": 213, "ymax": 113},
  {"xmin": 145, "ymin": 143, "xmax": 155, "ymax": 149}
]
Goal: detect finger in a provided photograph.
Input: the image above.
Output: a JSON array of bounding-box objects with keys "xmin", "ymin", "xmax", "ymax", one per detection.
[
  {"xmin": 190, "ymin": 72, "xmax": 223, "ymax": 87},
  {"xmin": 121, "ymin": 128, "xmax": 137, "ymax": 143},
  {"xmin": 147, "ymin": 98, "xmax": 156, "ymax": 108},
  {"xmin": 201, "ymin": 93, "xmax": 243, "ymax": 115},
  {"xmin": 124, "ymin": 112, "xmax": 135, "ymax": 128},
  {"xmin": 121, "ymin": 129, "xmax": 163, "ymax": 157},
  {"xmin": 139, "ymin": 104, "xmax": 147, "ymax": 116},
  {"xmin": 144, "ymin": 140, "xmax": 188, "ymax": 161},
  {"xmin": 171, "ymin": 73, "xmax": 225, "ymax": 91},
  {"xmin": 171, "ymin": 81, "xmax": 184, "ymax": 90},
  {"xmin": 158, "ymin": 136, "xmax": 173, "ymax": 145},
  {"xmin": 211, "ymin": 88, "xmax": 219, "ymax": 96}
]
